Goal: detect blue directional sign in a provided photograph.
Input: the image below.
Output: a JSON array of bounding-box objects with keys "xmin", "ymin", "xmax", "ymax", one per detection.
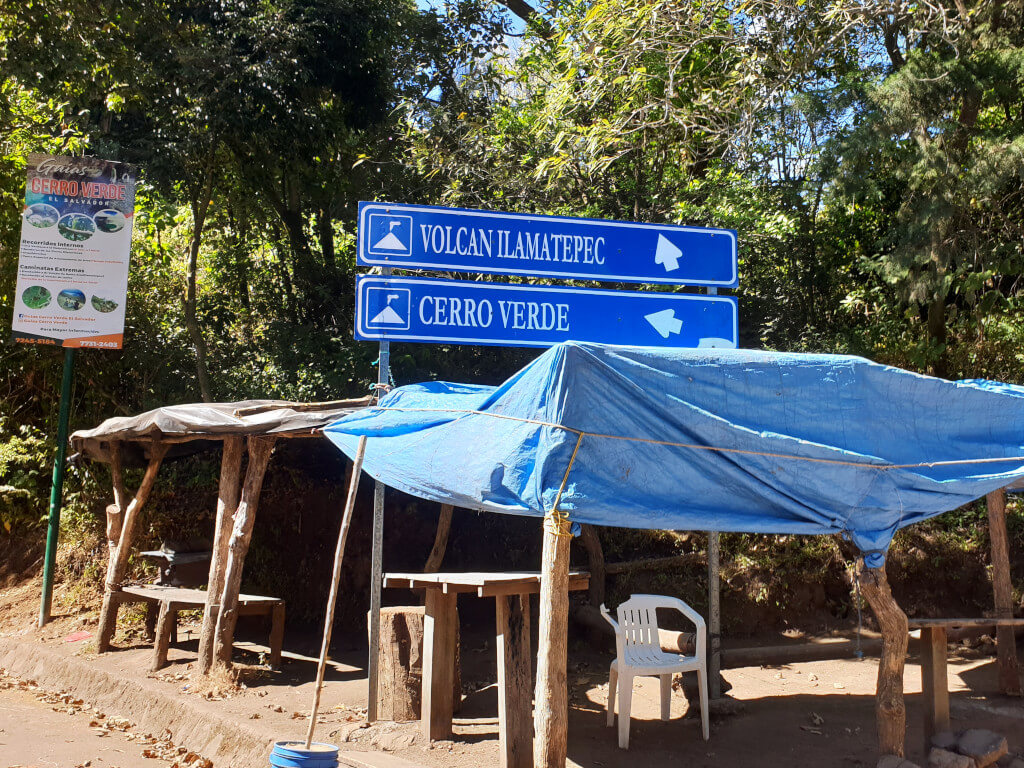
[
  {"xmin": 356, "ymin": 275, "xmax": 738, "ymax": 349},
  {"xmin": 358, "ymin": 201, "xmax": 737, "ymax": 288}
]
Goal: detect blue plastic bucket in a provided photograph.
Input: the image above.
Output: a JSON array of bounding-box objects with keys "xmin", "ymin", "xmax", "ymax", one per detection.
[{"xmin": 269, "ymin": 741, "xmax": 339, "ymax": 768}]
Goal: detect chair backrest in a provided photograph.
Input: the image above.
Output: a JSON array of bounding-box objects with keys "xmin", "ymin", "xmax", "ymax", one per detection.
[{"xmin": 602, "ymin": 593, "xmax": 708, "ymax": 662}]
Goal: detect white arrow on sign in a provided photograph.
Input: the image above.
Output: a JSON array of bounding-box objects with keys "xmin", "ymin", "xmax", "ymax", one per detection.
[
  {"xmin": 654, "ymin": 234, "xmax": 682, "ymax": 272},
  {"xmin": 645, "ymin": 308, "xmax": 683, "ymax": 338}
]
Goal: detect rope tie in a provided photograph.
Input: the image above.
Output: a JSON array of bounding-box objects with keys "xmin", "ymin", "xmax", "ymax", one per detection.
[
  {"xmin": 362, "ymin": 405, "xmax": 1024, "ymax": 471},
  {"xmin": 545, "ymin": 432, "xmax": 584, "ymax": 538}
]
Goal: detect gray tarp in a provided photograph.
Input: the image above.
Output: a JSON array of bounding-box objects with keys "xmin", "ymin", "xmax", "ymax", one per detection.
[{"xmin": 72, "ymin": 397, "xmax": 370, "ymax": 464}]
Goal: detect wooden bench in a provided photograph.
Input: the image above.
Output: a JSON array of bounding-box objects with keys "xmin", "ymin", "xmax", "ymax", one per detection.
[
  {"xmin": 910, "ymin": 617, "xmax": 1024, "ymax": 754},
  {"xmin": 110, "ymin": 585, "xmax": 284, "ymax": 671}
]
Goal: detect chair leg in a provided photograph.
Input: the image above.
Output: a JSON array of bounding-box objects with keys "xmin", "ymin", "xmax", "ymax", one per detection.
[
  {"xmin": 697, "ymin": 665, "xmax": 710, "ymax": 740},
  {"xmin": 617, "ymin": 673, "xmax": 633, "ymax": 749},
  {"xmin": 660, "ymin": 674, "xmax": 672, "ymax": 721},
  {"xmin": 607, "ymin": 663, "xmax": 617, "ymax": 727}
]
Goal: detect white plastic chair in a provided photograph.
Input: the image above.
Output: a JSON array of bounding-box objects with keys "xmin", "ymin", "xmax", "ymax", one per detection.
[{"xmin": 601, "ymin": 594, "xmax": 709, "ymax": 749}]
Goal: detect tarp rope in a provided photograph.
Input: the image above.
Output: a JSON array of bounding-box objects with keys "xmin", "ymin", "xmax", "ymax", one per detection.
[
  {"xmin": 546, "ymin": 432, "xmax": 584, "ymax": 538},
  {"xmin": 358, "ymin": 405, "xmax": 1024, "ymax": 471}
]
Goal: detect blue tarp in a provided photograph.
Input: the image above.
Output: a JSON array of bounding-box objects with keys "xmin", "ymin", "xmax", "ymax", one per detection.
[{"xmin": 323, "ymin": 342, "xmax": 1024, "ymax": 566}]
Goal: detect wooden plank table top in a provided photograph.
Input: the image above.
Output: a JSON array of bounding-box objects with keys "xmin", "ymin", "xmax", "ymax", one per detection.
[
  {"xmin": 382, "ymin": 571, "xmax": 589, "ymax": 768},
  {"xmin": 909, "ymin": 617, "xmax": 1024, "ymax": 629},
  {"xmin": 122, "ymin": 584, "xmax": 281, "ymax": 607},
  {"xmin": 383, "ymin": 570, "xmax": 589, "ymax": 597}
]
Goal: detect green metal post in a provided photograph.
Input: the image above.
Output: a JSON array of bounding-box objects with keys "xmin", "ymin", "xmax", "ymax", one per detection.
[{"xmin": 39, "ymin": 347, "xmax": 76, "ymax": 627}]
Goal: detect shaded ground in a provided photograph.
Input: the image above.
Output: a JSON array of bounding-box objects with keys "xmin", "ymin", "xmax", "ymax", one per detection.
[{"xmin": 2, "ymin": 574, "xmax": 1023, "ymax": 768}]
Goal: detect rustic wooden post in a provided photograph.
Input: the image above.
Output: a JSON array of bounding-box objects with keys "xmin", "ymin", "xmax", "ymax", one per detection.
[
  {"xmin": 497, "ymin": 592, "xmax": 532, "ymax": 768},
  {"xmin": 534, "ymin": 520, "xmax": 571, "ymax": 768},
  {"xmin": 986, "ymin": 489, "xmax": 1021, "ymax": 695},
  {"xmin": 424, "ymin": 504, "xmax": 454, "ymax": 573},
  {"xmin": 197, "ymin": 435, "xmax": 244, "ymax": 674},
  {"xmin": 577, "ymin": 524, "xmax": 605, "ymax": 607},
  {"xmin": 96, "ymin": 443, "xmax": 168, "ymax": 653},
  {"xmin": 105, "ymin": 441, "xmax": 128, "ymax": 551},
  {"xmin": 858, "ymin": 557, "xmax": 909, "ymax": 758},
  {"xmin": 421, "ymin": 588, "xmax": 458, "ymax": 741},
  {"xmin": 212, "ymin": 435, "xmax": 276, "ymax": 666},
  {"xmin": 306, "ymin": 436, "xmax": 366, "ymax": 747}
]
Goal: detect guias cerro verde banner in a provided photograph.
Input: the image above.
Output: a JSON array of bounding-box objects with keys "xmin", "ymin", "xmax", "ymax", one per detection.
[{"xmin": 12, "ymin": 154, "xmax": 137, "ymax": 349}]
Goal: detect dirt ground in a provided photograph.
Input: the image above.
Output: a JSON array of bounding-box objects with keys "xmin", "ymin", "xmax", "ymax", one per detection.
[{"xmin": 2, "ymin": 575, "xmax": 1024, "ymax": 768}]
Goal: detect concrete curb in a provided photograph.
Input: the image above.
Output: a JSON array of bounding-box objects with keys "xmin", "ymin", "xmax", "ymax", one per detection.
[{"xmin": 0, "ymin": 637, "xmax": 276, "ymax": 768}]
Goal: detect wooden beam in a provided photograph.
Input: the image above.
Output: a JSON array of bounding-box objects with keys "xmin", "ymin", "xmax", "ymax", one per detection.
[
  {"xmin": 197, "ymin": 435, "xmax": 244, "ymax": 675},
  {"xmin": 212, "ymin": 435, "xmax": 276, "ymax": 666},
  {"xmin": 424, "ymin": 504, "xmax": 454, "ymax": 573},
  {"xmin": 576, "ymin": 525, "xmax": 605, "ymax": 607},
  {"xmin": 858, "ymin": 558, "xmax": 909, "ymax": 758},
  {"xmin": 497, "ymin": 593, "xmax": 532, "ymax": 768},
  {"xmin": 986, "ymin": 489, "xmax": 1022, "ymax": 695},
  {"xmin": 534, "ymin": 521, "xmax": 571, "ymax": 768},
  {"xmin": 96, "ymin": 443, "xmax": 168, "ymax": 653}
]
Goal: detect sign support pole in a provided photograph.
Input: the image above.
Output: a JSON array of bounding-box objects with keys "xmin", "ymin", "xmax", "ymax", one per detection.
[
  {"xmin": 706, "ymin": 286, "xmax": 722, "ymax": 698},
  {"xmin": 367, "ymin": 268, "xmax": 391, "ymax": 722},
  {"xmin": 39, "ymin": 346, "xmax": 75, "ymax": 627}
]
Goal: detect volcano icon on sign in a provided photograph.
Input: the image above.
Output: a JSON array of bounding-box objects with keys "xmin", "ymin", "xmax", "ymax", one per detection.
[
  {"xmin": 365, "ymin": 287, "xmax": 411, "ymax": 331},
  {"xmin": 367, "ymin": 214, "xmax": 412, "ymax": 257}
]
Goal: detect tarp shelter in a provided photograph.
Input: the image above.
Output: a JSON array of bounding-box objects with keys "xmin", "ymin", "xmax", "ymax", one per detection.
[
  {"xmin": 323, "ymin": 342, "xmax": 1024, "ymax": 565},
  {"xmin": 71, "ymin": 397, "xmax": 370, "ymax": 673},
  {"xmin": 322, "ymin": 342, "xmax": 1024, "ymax": 765}
]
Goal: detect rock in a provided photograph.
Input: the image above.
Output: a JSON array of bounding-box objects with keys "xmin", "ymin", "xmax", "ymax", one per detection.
[
  {"xmin": 932, "ymin": 731, "xmax": 961, "ymax": 751},
  {"xmin": 958, "ymin": 730, "xmax": 1008, "ymax": 768},
  {"xmin": 877, "ymin": 756, "xmax": 920, "ymax": 768},
  {"xmin": 995, "ymin": 757, "xmax": 1024, "ymax": 768},
  {"xmin": 928, "ymin": 748, "xmax": 976, "ymax": 768}
]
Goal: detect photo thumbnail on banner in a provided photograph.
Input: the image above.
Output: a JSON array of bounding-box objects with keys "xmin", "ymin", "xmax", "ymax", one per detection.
[{"xmin": 12, "ymin": 154, "xmax": 137, "ymax": 349}]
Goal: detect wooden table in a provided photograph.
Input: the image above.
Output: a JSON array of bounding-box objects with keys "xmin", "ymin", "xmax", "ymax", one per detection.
[
  {"xmin": 383, "ymin": 571, "xmax": 589, "ymax": 768},
  {"xmin": 910, "ymin": 617, "xmax": 1024, "ymax": 753},
  {"xmin": 111, "ymin": 584, "xmax": 284, "ymax": 671}
]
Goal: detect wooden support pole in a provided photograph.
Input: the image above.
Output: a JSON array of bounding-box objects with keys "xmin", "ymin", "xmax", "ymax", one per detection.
[
  {"xmin": 577, "ymin": 524, "xmax": 605, "ymax": 607},
  {"xmin": 858, "ymin": 558, "xmax": 908, "ymax": 758},
  {"xmin": 986, "ymin": 489, "xmax": 1022, "ymax": 695},
  {"xmin": 920, "ymin": 626, "xmax": 950, "ymax": 755},
  {"xmin": 106, "ymin": 441, "xmax": 128, "ymax": 550},
  {"xmin": 213, "ymin": 435, "xmax": 275, "ymax": 666},
  {"xmin": 97, "ymin": 443, "xmax": 168, "ymax": 653},
  {"xmin": 497, "ymin": 593, "xmax": 532, "ymax": 768},
  {"xmin": 708, "ymin": 531, "xmax": 722, "ymax": 699},
  {"xmin": 306, "ymin": 436, "xmax": 367, "ymax": 748},
  {"xmin": 424, "ymin": 504, "xmax": 454, "ymax": 573},
  {"xmin": 197, "ymin": 435, "xmax": 244, "ymax": 675},
  {"xmin": 533, "ymin": 521, "xmax": 571, "ymax": 768},
  {"xmin": 421, "ymin": 588, "xmax": 458, "ymax": 741}
]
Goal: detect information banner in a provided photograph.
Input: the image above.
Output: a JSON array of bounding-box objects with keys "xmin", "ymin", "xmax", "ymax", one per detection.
[{"xmin": 12, "ymin": 154, "xmax": 137, "ymax": 348}]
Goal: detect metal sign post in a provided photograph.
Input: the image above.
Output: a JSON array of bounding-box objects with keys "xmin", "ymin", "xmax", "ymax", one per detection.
[
  {"xmin": 38, "ymin": 347, "xmax": 75, "ymax": 626},
  {"xmin": 366, "ymin": 266, "xmax": 391, "ymax": 723}
]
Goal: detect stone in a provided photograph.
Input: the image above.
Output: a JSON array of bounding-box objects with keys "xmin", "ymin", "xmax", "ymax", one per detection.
[
  {"xmin": 958, "ymin": 730, "xmax": 1009, "ymax": 768},
  {"xmin": 932, "ymin": 731, "xmax": 961, "ymax": 751},
  {"xmin": 995, "ymin": 757, "xmax": 1024, "ymax": 768},
  {"xmin": 877, "ymin": 756, "xmax": 921, "ymax": 768},
  {"xmin": 928, "ymin": 748, "xmax": 976, "ymax": 768}
]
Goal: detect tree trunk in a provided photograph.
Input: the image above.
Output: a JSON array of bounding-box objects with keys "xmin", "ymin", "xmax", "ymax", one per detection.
[
  {"xmin": 377, "ymin": 606, "xmax": 425, "ymax": 722},
  {"xmin": 858, "ymin": 558, "xmax": 908, "ymax": 758},
  {"xmin": 184, "ymin": 167, "xmax": 215, "ymax": 403}
]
